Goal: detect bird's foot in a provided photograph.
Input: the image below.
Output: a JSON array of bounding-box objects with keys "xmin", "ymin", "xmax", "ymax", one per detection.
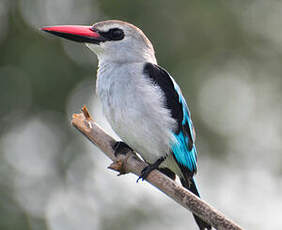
[
  {"xmin": 113, "ymin": 141, "xmax": 133, "ymax": 157},
  {"xmin": 137, "ymin": 157, "xmax": 165, "ymax": 182}
]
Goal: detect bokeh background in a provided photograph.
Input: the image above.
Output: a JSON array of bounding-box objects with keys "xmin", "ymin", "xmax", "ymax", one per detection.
[{"xmin": 0, "ymin": 0, "xmax": 281, "ymax": 229}]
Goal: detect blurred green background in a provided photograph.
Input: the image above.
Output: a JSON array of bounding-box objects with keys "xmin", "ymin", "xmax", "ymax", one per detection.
[{"xmin": 0, "ymin": 0, "xmax": 281, "ymax": 229}]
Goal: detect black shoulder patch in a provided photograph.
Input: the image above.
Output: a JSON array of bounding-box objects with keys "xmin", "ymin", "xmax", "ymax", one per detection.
[
  {"xmin": 144, "ymin": 63, "xmax": 198, "ymax": 174},
  {"xmin": 143, "ymin": 63, "xmax": 183, "ymax": 133}
]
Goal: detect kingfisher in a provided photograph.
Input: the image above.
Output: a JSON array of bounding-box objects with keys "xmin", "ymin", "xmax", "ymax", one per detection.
[{"xmin": 41, "ymin": 20, "xmax": 211, "ymax": 230}]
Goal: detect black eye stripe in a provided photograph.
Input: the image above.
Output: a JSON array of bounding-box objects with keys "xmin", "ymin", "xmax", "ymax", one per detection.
[
  {"xmin": 99, "ymin": 28, "xmax": 124, "ymax": 41},
  {"xmin": 110, "ymin": 29, "xmax": 124, "ymax": 40}
]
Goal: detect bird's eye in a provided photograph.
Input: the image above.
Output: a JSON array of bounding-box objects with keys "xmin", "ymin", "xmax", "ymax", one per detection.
[{"xmin": 109, "ymin": 28, "xmax": 124, "ymax": 40}]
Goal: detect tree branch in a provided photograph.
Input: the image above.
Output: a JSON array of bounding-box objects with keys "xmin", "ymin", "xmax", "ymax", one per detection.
[{"xmin": 71, "ymin": 106, "xmax": 243, "ymax": 230}]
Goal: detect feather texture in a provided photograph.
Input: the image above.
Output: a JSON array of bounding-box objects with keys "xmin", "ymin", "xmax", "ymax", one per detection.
[{"xmin": 143, "ymin": 63, "xmax": 197, "ymax": 173}]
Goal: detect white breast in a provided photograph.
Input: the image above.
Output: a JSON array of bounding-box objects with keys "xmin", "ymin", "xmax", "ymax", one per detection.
[{"xmin": 96, "ymin": 62, "xmax": 177, "ymax": 163}]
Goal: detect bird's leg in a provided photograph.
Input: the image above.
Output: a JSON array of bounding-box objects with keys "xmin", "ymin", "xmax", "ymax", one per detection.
[
  {"xmin": 137, "ymin": 156, "xmax": 166, "ymax": 182},
  {"xmin": 113, "ymin": 141, "xmax": 133, "ymax": 157}
]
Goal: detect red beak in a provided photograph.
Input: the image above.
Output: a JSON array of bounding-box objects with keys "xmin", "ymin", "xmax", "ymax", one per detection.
[{"xmin": 41, "ymin": 25, "xmax": 104, "ymax": 43}]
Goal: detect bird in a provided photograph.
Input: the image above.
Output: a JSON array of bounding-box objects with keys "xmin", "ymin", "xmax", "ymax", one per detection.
[{"xmin": 41, "ymin": 20, "xmax": 212, "ymax": 230}]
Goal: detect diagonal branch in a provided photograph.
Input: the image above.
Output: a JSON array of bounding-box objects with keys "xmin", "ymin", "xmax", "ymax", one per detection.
[{"xmin": 71, "ymin": 106, "xmax": 243, "ymax": 230}]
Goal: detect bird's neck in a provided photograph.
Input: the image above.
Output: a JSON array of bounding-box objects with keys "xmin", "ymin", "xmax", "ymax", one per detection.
[
  {"xmin": 96, "ymin": 61, "xmax": 147, "ymax": 95},
  {"xmin": 96, "ymin": 50, "xmax": 157, "ymax": 66},
  {"xmin": 97, "ymin": 61, "xmax": 114, "ymax": 77}
]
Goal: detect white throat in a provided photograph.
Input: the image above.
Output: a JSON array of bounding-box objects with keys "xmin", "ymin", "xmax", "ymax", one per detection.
[{"xmin": 86, "ymin": 43, "xmax": 157, "ymax": 65}]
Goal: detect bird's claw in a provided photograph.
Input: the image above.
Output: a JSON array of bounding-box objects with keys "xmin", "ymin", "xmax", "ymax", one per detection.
[
  {"xmin": 137, "ymin": 165, "xmax": 152, "ymax": 182},
  {"xmin": 136, "ymin": 156, "xmax": 166, "ymax": 183}
]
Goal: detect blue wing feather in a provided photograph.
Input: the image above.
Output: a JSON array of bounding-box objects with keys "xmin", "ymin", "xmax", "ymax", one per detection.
[
  {"xmin": 170, "ymin": 78, "xmax": 197, "ymax": 172},
  {"xmin": 143, "ymin": 63, "xmax": 197, "ymax": 174}
]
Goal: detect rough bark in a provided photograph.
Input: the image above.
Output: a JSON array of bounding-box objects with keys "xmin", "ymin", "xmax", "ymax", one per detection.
[{"xmin": 71, "ymin": 106, "xmax": 243, "ymax": 230}]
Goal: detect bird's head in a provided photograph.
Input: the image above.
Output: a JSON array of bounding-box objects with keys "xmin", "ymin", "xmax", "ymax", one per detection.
[{"xmin": 41, "ymin": 20, "xmax": 156, "ymax": 64}]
